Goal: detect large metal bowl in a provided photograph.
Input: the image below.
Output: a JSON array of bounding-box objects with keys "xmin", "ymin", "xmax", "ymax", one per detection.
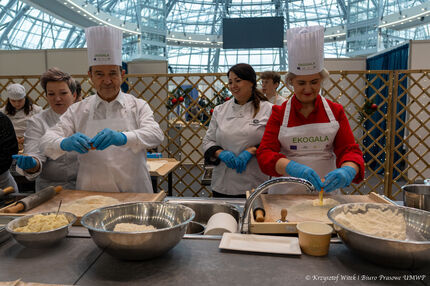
[
  {"xmin": 81, "ymin": 202, "xmax": 195, "ymax": 260},
  {"xmin": 6, "ymin": 211, "xmax": 76, "ymax": 248},
  {"xmin": 328, "ymin": 203, "xmax": 430, "ymax": 269},
  {"xmin": 402, "ymin": 183, "xmax": 430, "ymax": 211}
]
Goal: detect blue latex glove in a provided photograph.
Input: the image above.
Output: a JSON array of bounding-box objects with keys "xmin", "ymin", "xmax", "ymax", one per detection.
[
  {"xmin": 218, "ymin": 150, "xmax": 237, "ymax": 169},
  {"xmin": 12, "ymin": 155, "xmax": 37, "ymax": 170},
  {"xmin": 285, "ymin": 160, "xmax": 323, "ymax": 191},
  {"xmin": 235, "ymin": 150, "xmax": 253, "ymax": 174},
  {"xmin": 90, "ymin": 128, "xmax": 127, "ymax": 151},
  {"xmin": 60, "ymin": 133, "xmax": 91, "ymax": 154},
  {"xmin": 322, "ymin": 166, "xmax": 357, "ymax": 193}
]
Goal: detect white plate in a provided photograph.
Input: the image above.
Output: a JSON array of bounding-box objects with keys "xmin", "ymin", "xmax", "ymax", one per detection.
[{"xmin": 219, "ymin": 233, "xmax": 301, "ymax": 255}]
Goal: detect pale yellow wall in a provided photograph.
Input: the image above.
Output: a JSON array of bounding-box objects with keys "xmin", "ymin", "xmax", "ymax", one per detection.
[
  {"xmin": 46, "ymin": 49, "xmax": 89, "ymax": 74},
  {"xmin": 127, "ymin": 60, "xmax": 168, "ymax": 74},
  {"xmin": 324, "ymin": 57, "xmax": 366, "ymax": 71},
  {"xmin": 0, "ymin": 50, "xmax": 46, "ymax": 76}
]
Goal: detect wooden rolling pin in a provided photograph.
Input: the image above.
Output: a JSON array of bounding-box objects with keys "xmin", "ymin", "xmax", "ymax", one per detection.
[
  {"xmin": 0, "ymin": 187, "xmax": 14, "ymax": 199},
  {"xmin": 252, "ymin": 196, "xmax": 266, "ymax": 222},
  {"xmin": 3, "ymin": 186, "xmax": 62, "ymax": 213}
]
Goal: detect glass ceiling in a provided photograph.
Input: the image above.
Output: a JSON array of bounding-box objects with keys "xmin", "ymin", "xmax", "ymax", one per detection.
[{"xmin": 1, "ymin": 0, "xmax": 429, "ymax": 73}]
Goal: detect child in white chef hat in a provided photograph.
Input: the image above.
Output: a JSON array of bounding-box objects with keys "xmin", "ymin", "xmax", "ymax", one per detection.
[{"xmin": 1, "ymin": 83, "xmax": 42, "ymax": 148}]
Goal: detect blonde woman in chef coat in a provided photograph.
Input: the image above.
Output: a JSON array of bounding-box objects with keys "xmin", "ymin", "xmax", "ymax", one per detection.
[
  {"xmin": 13, "ymin": 68, "xmax": 79, "ymax": 192},
  {"xmin": 202, "ymin": 63, "xmax": 272, "ymax": 198},
  {"xmin": 1, "ymin": 83, "xmax": 42, "ymax": 150},
  {"xmin": 257, "ymin": 26, "xmax": 364, "ymax": 194}
]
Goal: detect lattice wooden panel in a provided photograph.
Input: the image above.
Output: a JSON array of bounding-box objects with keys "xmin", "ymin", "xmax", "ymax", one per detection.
[{"xmin": 1, "ymin": 70, "xmax": 429, "ymax": 198}]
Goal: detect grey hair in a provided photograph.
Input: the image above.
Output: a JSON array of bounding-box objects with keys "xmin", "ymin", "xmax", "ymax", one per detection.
[{"xmin": 285, "ymin": 68, "xmax": 329, "ymax": 89}]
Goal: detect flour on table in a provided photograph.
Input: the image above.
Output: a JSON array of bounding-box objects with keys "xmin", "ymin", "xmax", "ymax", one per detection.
[
  {"xmin": 288, "ymin": 198, "xmax": 341, "ymax": 223},
  {"xmin": 147, "ymin": 160, "xmax": 168, "ymax": 172},
  {"xmin": 114, "ymin": 223, "xmax": 156, "ymax": 232},
  {"xmin": 60, "ymin": 195, "xmax": 120, "ymax": 217}
]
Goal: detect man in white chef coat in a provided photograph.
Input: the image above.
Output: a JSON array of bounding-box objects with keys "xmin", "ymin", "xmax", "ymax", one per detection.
[{"xmin": 40, "ymin": 26, "xmax": 164, "ymax": 193}]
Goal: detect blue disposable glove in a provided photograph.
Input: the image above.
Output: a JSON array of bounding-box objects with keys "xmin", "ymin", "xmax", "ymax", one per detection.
[
  {"xmin": 60, "ymin": 133, "xmax": 91, "ymax": 154},
  {"xmin": 285, "ymin": 160, "xmax": 323, "ymax": 191},
  {"xmin": 90, "ymin": 128, "xmax": 127, "ymax": 151},
  {"xmin": 218, "ymin": 150, "xmax": 237, "ymax": 169},
  {"xmin": 12, "ymin": 155, "xmax": 37, "ymax": 170},
  {"xmin": 235, "ymin": 150, "xmax": 253, "ymax": 174},
  {"xmin": 322, "ymin": 166, "xmax": 357, "ymax": 193}
]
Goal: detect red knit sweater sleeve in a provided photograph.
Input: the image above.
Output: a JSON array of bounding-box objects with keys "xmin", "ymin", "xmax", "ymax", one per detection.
[
  {"xmin": 256, "ymin": 103, "xmax": 287, "ymax": 177},
  {"xmin": 329, "ymin": 102, "xmax": 365, "ymax": 183}
]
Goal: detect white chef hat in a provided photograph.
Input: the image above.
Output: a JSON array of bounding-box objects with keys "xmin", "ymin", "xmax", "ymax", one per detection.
[
  {"xmin": 287, "ymin": 25, "xmax": 324, "ymax": 75},
  {"xmin": 85, "ymin": 26, "xmax": 123, "ymax": 67},
  {"xmin": 6, "ymin": 83, "xmax": 26, "ymax": 100}
]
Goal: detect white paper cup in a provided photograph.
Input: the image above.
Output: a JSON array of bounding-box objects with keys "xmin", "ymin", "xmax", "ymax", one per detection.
[
  {"xmin": 296, "ymin": 221, "xmax": 333, "ymax": 256},
  {"xmin": 204, "ymin": 212, "xmax": 238, "ymax": 235}
]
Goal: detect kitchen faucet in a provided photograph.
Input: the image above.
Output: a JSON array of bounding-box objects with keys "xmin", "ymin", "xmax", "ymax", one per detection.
[{"xmin": 239, "ymin": 177, "xmax": 315, "ymax": 233}]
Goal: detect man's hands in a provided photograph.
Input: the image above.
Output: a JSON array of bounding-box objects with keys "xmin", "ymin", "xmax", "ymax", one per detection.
[{"xmin": 60, "ymin": 129, "xmax": 127, "ymax": 153}]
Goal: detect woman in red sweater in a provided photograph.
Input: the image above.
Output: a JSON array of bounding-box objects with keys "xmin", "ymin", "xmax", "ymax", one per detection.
[{"xmin": 256, "ymin": 26, "xmax": 364, "ymax": 194}]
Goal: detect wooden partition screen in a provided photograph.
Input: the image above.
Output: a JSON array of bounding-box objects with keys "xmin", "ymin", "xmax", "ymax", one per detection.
[{"xmin": 1, "ymin": 70, "xmax": 428, "ymax": 198}]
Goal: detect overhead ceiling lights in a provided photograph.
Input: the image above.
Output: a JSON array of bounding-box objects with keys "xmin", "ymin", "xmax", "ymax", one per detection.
[{"xmin": 64, "ymin": 0, "xmax": 140, "ymax": 35}]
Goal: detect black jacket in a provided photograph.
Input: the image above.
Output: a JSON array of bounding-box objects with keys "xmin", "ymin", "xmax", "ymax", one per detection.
[{"xmin": 0, "ymin": 112, "xmax": 18, "ymax": 174}]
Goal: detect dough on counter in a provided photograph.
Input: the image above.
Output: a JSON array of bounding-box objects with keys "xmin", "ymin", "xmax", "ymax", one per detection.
[
  {"xmin": 60, "ymin": 195, "xmax": 120, "ymax": 217},
  {"xmin": 114, "ymin": 223, "xmax": 156, "ymax": 232},
  {"xmin": 312, "ymin": 198, "xmax": 340, "ymax": 207},
  {"xmin": 288, "ymin": 198, "xmax": 341, "ymax": 223},
  {"xmin": 14, "ymin": 214, "xmax": 69, "ymax": 233}
]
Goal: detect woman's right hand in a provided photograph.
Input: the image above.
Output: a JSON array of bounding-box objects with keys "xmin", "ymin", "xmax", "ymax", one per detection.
[
  {"xmin": 218, "ymin": 150, "xmax": 237, "ymax": 169},
  {"xmin": 285, "ymin": 160, "xmax": 322, "ymax": 191},
  {"xmin": 12, "ymin": 155, "xmax": 38, "ymax": 171}
]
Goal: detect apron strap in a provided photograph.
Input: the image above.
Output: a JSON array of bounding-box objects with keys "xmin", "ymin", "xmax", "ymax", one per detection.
[
  {"xmin": 282, "ymin": 95, "xmax": 336, "ymax": 127},
  {"xmin": 282, "ymin": 97, "xmax": 293, "ymax": 127},
  {"xmin": 320, "ymin": 96, "xmax": 336, "ymax": 123}
]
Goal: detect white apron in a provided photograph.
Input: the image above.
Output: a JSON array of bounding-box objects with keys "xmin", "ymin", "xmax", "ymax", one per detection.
[
  {"xmin": 271, "ymin": 96, "xmax": 339, "ymax": 194},
  {"xmin": 76, "ymin": 96, "xmax": 152, "ymax": 193}
]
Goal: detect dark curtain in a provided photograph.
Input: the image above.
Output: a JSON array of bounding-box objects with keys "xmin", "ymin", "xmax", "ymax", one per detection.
[{"xmin": 365, "ymin": 43, "xmax": 409, "ymax": 177}]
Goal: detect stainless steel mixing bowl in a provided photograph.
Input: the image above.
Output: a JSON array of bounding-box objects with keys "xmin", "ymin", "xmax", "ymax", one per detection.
[
  {"xmin": 6, "ymin": 211, "xmax": 77, "ymax": 248},
  {"xmin": 81, "ymin": 202, "xmax": 195, "ymax": 260},
  {"xmin": 328, "ymin": 203, "xmax": 430, "ymax": 269}
]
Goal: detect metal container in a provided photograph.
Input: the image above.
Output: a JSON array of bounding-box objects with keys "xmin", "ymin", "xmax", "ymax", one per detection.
[
  {"xmin": 0, "ymin": 216, "xmax": 16, "ymax": 244},
  {"xmin": 6, "ymin": 212, "xmax": 76, "ymax": 248},
  {"xmin": 186, "ymin": 221, "xmax": 205, "ymax": 234},
  {"xmin": 402, "ymin": 180, "xmax": 430, "ymax": 211},
  {"xmin": 81, "ymin": 202, "xmax": 195, "ymax": 260},
  {"xmin": 166, "ymin": 200, "xmax": 240, "ymax": 225},
  {"xmin": 328, "ymin": 203, "xmax": 430, "ymax": 269}
]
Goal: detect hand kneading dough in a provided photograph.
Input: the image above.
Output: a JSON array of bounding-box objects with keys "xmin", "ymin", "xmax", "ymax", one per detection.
[{"xmin": 60, "ymin": 195, "xmax": 120, "ymax": 216}]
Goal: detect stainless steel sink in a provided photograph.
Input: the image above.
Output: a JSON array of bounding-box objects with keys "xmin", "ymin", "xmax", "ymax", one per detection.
[{"xmin": 165, "ymin": 198, "xmax": 242, "ymax": 239}]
